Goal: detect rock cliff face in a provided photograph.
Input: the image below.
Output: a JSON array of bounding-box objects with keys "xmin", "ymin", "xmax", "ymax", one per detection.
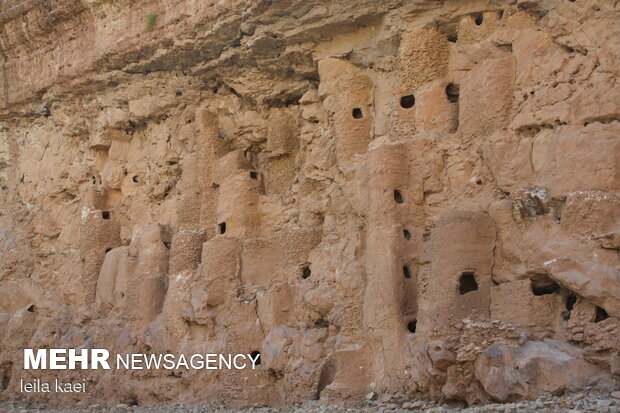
[{"xmin": 0, "ymin": 0, "xmax": 618, "ymax": 408}]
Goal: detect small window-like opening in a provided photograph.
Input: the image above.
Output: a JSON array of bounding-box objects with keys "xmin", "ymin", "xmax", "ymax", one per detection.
[
  {"xmin": 446, "ymin": 83, "xmax": 460, "ymax": 103},
  {"xmin": 566, "ymin": 293, "xmax": 577, "ymax": 312},
  {"xmin": 476, "ymin": 179, "xmax": 483, "ymax": 185},
  {"xmin": 474, "ymin": 13, "xmax": 484, "ymax": 25},
  {"xmin": 564, "ymin": 293, "xmax": 577, "ymax": 320},
  {"xmin": 102, "ymin": 211, "xmax": 111, "ymax": 220},
  {"xmin": 400, "ymin": 94, "xmax": 415, "ymax": 109},
  {"xmin": 166, "ymin": 160, "xmax": 178, "ymax": 166},
  {"xmin": 403, "ymin": 266, "xmax": 411, "ymax": 279},
  {"xmin": 302, "ymin": 266, "xmax": 311, "ymax": 279},
  {"xmin": 407, "ymin": 320, "xmax": 417, "ymax": 334},
  {"xmin": 394, "ymin": 190, "xmax": 404, "ymax": 204},
  {"xmin": 163, "ymin": 241, "xmax": 171, "ymax": 250},
  {"xmin": 175, "ymin": 90, "xmax": 182, "ymax": 96},
  {"xmin": 352, "ymin": 108, "xmax": 363, "ymax": 119},
  {"xmin": 403, "ymin": 229, "xmax": 411, "ymax": 240},
  {"xmin": 105, "ymin": 248, "xmax": 112, "ymax": 254},
  {"xmin": 250, "ymin": 351, "xmax": 261, "ymax": 365},
  {"xmin": 250, "ymin": 171, "xmax": 258, "ymax": 180},
  {"xmin": 218, "ymin": 222, "xmax": 226, "ymax": 235},
  {"xmin": 26, "ymin": 304, "xmax": 35, "ymax": 313},
  {"xmin": 132, "ymin": 176, "xmax": 140, "ymax": 183},
  {"xmin": 459, "ymin": 272, "xmax": 478, "ymax": 295},
  {"xmin": 447, "ymin": 33, "xmax": 458, "ymax": 43},
  {"xmin": 595, "ymin": 306, "xmax": 609, "ymax": 323},
  {"xmin": 531, "ymin": 274, "xmax": 560, "ymax": 296}
]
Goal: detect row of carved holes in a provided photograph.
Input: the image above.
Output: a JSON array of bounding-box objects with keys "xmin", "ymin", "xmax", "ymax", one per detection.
[
  {"xmin": 515, "ymin": 277, "xmax": 609, "ymax": 324},
  {"xmin": 406, "ymin": 275, "xmax": 609, "ymax": 331},
  {"xmin": 397, "ymin": 186, "xmax": 416, "ymax": 334},
  {"xmin": 400, "ymin": 84, "xmax": 460, "ymax": 231},
  {"xmin": 351, "ymin": 85, "xmax": 459, "ymax": 119},
  {"xmin": 412, "ymin": 274, "xmax": 609, "ymax": 333},
  {"xmin": 559, "ymin": 289, "xmax": 609, "ymax": 323},
  {"xmin": 397, "ymin": 190, "xmax": 411, "ymax": 281},
  {"xmin": 409, "ymin": 274, "xmax": 608, "ymax": 327}
]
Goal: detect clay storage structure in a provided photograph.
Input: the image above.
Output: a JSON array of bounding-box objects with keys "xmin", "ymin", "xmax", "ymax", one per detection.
[{"xmin": 0, "ymin": 0, "xmax": 619, "ymax": 409}]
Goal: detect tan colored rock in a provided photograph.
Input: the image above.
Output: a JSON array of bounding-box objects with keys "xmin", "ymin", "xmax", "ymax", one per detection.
[
  {"xmin": 475, "ymin": 340, "xmax": 613, "ymax": 401},
  {"xmin": 537, "ymin": 124, "xmax": 620, "ymax": 196},
  {"xmin": 399, "ymin": 27, "xmax": 449, "ymax": 92},
  {"xmin": 0, "ymin": 0, "xmax": 619, "ymax": 409},
  {"xmin": 461, "ymin": 56, "xmax": 515, "ymax": 138}
]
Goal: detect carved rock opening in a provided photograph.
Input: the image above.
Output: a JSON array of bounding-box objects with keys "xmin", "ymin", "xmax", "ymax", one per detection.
[
  {"xmin": 394, "ymin": 190, "xmax": 404, "ymax": 203},
  {"xmin": 407, "ymin": 319, "xmax": 417, "ymax": 333},
  {"xmin": 400, "ymin": 94, "xmax": 415, "ymax": 108},
  {"xmin": 459, "ymin": 272, "xmax": 478, "ymax": 295}
]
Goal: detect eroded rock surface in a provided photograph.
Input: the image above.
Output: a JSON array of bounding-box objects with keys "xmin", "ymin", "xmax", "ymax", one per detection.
[{"xmin": 0, "ymin": 0, "xmax": 618, "ymax": 408}]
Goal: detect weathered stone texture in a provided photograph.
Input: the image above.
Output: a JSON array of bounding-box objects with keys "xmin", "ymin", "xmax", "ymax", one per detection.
[{"xmin": 0, "ymin": 0, "xmax": 618, "ymax": 408}]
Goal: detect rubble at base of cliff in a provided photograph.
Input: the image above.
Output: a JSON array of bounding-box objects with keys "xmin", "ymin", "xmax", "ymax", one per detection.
[{"xmin": 3, "ymin": 391, "xmax": 620, "ymax": 413}]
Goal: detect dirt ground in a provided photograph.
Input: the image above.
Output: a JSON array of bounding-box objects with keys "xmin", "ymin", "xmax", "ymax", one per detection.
[{"xmin": 2, "ymin": 390, "xmax": 620, "ymax": 413}]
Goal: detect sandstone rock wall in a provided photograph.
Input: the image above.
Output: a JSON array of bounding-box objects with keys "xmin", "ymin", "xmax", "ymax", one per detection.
[{"xmin": 0, "ymin": 0, "xmax": 618, "ymax": 407}]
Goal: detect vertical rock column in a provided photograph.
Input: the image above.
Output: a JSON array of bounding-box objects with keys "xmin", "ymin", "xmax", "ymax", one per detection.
[
  {"xmin": 395, "ymin": 26, "xmax": 451, "ymax": 134},
  {"xmin": 419, "ymin": 212, "xmax": 495, "ymax": 341},
  {"xmin": 159, "ymin": 227, "xmax": 207, "ymax": 339},
  {"xmin": 317, "ymin": 58, "xmax": 374, "ymax": 170},
  {"xmin": 124, "ymin": 225, "xmax": 170, "ymax": 329},
  {"xmin": 214, "ymin": 149, "xmax": 261, "ymax": 239},
  {"xmin": 363, "ymin": 140, "xmax": 410, "ymax": 394},
  {"xmin": 196, "ymin": 109, "xmax": 229, "ymax": 238},
  {"xmin": 79, "ymin": 191, "xmax": 121, "ymax": 306}
]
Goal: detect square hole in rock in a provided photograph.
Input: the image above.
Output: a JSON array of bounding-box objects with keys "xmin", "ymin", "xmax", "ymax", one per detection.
[{"xmin": 459, "ymin": 272, "xmax": 478, "ymax": 295}]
